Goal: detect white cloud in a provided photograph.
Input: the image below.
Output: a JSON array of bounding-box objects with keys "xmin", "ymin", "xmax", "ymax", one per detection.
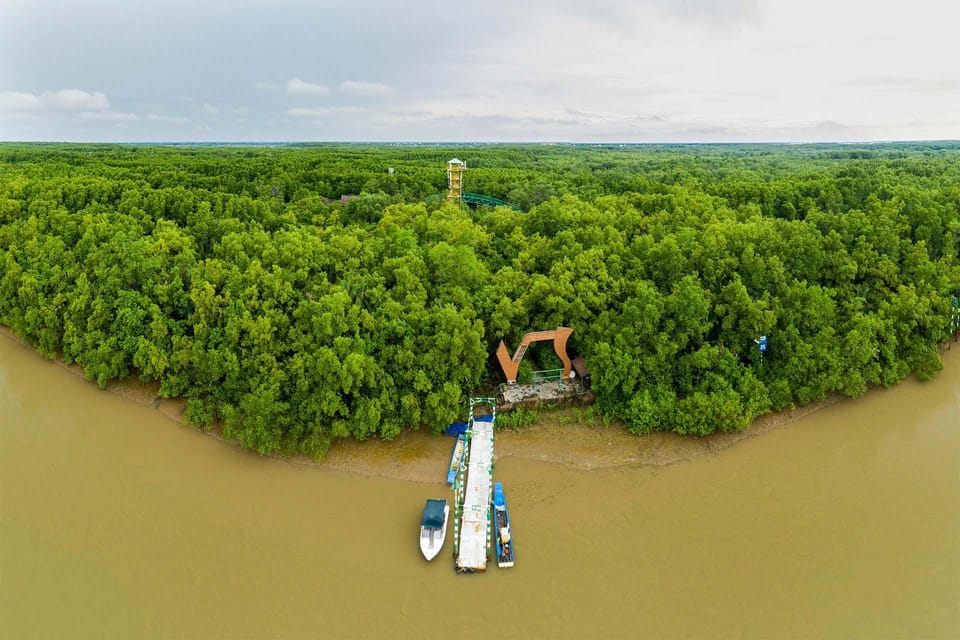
[
  {"xmin": 0, "ymin": 91, "xmax": 44, "ymax": 112},
  {"xmin": 79, "ymin": 110, "xmax": 139, "ymax": 122},
  {"xmin": 44, "ymin": 89, "xmax": 110, "ymax": 111},
  {"xmin": 0, "ymin": 89, "xmax": 111, "ymax": 113},
  {"xmin": 847, "ymin": 75, "xmax": 960, "ymax": 94},
  {"xmin": 3, "ymin": 0, "xmax": 958, "ymax": 141},
  {"xmin": 146, "ymin": 114, "xmax": 190, "ymax": 124},
  {"xmin": 287, "ymin": 106, "xmax": 368, "ymax": 118},
  {"xmin": 339, "ymin": 80, "xmax": 394, "ymax": 97},
  {"xmin": 201, "ymin": 102, "xmax": 219, "ymax": 114},
  {"xmin": 287, "ymin": 78, "xmax": 330, "ymax": 96}
]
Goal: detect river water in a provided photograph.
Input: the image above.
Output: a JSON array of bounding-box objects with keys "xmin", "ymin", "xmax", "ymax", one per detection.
[{"xmin": 1, "ymin": 332, "xmax": 958, "ymax": 639}]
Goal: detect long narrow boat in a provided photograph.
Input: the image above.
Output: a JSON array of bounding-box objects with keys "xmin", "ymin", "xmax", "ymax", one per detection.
[
  {"xmin": 446, "ymin": 433, "xmax": 467, "ymax": 485},
  {"xmin": 492, "ymin": 482, "xmax": 515, "ymax": 568},
  {"xmin": 420, "ymin": 499, "xmax": 450, "ymax": 561}
]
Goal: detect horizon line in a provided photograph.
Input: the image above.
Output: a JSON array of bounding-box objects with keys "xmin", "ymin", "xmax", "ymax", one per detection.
[{"xmin": 2, "ymin": 139, "xmax": 959, "ymax": 146}]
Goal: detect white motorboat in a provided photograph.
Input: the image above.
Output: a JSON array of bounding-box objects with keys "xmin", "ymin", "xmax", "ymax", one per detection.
[{"xmin": 420, "ymin": 499, "xmax": 450, "ymax": 561}]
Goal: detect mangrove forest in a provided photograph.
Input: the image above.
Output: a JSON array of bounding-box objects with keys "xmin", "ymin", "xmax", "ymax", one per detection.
[{"xmin": 0, "ymin": 142, "xmax": 958, "ymax": 457}]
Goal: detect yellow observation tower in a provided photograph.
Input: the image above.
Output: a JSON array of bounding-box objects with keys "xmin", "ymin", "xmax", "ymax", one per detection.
[{"xmin": 447, "ymin": 158, "xmax": 465, "ymax": 204}]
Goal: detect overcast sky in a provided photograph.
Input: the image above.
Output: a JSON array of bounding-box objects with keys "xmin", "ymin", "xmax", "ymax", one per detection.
[{"xmin": 1, "ymin": 0, "xmax": 957, "ymax": 142}]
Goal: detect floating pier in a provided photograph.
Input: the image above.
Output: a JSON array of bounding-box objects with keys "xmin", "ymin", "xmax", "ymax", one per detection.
[{"xmin": 453, "ymin": 397, "xmax": 496, "ymax": 573}]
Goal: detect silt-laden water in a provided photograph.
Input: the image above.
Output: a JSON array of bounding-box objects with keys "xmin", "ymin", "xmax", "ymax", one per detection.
[{"xmin": 1, "ymin": 333, "xmax": 958, "ymax": 638}]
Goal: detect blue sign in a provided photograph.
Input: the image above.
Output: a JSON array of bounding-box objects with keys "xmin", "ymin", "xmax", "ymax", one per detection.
[{"xmin": 757, "ymin": 335, "xmax": 768, "ymax": 352}]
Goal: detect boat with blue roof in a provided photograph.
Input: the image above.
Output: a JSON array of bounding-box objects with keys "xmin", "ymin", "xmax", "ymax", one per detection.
[
  {"xmin": 493, "ymin": 482, "xmax": 515, "ymax": 568},
  {"xmin": 419, "ymin": 498, "xmax": 449, "ymax": 561}
]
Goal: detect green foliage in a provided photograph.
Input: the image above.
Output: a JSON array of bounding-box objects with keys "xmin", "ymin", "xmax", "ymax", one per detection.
[
  {"xmin": 1, "ymin": 142, "xmax": 957, "ymax": 456},
  {"xmin": 184, "ymin": 398, "xmax": 214, "ymax": 429},
  {"xmin": 516, "ymin": 359, "xmax": 534, "ymax": 385},
  {"xmin": 495, "ymin": 407, "xmax": 539, "ymax": 431}
]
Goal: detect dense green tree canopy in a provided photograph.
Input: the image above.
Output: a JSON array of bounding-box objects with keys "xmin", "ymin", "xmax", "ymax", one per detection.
[{"xmin": 1, "ymin": 142, "xmax": 958, "ymax": 456}]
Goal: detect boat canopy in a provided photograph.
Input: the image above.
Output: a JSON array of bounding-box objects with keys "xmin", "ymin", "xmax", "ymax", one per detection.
[
  {"xmin": 493, "ymin": 482, "xmax": 506, "ymax": 507},
  {"xmin": 421, "ymin": 499, "xmax": 447, "ymax": 528},
  {"xmin": 444, "ymin": 422, "xmax": 468, "ymax": 436}
]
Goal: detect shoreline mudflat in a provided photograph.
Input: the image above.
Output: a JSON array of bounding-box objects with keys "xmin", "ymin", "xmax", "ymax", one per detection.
[
  {"xmin": 3, "ymin": 325, "xmax": 957, "ymax": 483},
  {"xmin": 317, "ymin": 392, "xmax": 848, "ymax": 482}
]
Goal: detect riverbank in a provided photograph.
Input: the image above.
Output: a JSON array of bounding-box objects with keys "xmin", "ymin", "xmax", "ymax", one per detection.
[
  {"xmin": 2, "ymin": 325, "xmax": 957, "ymax": 483},
  {"xmin": 318, "ymin": 393, "xmax": 849, "ymax": 482}
]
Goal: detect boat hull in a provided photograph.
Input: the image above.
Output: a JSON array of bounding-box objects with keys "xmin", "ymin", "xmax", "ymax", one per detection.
[
  {"xmin": 493, "ymin": 482, "xmax": 515, "ymax": 568},
  {"xmin": 420, "ymin": 504, "xmax": 450, "ymax": 561},
  {"xmin": 447, "ymin": 434, "xmax": 466, "ymax": 485}
]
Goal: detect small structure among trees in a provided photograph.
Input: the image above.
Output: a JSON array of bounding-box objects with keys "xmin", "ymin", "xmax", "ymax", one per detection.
[
  {"xmin": 495, "ymin": 327, "xmax": 593, "ymax": 411},
  {"xmin": 447, "ymin": 158, "xmax": 465, "ymax": 204}
]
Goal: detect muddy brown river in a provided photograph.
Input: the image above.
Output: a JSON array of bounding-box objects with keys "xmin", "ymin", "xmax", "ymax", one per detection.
[{"xmin": 1, "ymin": 332, "xmax": 958, "ymax": 638}]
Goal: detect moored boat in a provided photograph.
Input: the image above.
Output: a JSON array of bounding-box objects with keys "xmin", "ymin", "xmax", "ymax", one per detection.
[
  {"xmin": 492, "ymin": 482, "xmax": 515, "ymax": 568},
  {"xmin": 447, "ymin": 433, "xmax": 467, "ymax": 485},
  {"xmin": 420, "ymin": 499, "xmax": 450, "ymax": 561}
]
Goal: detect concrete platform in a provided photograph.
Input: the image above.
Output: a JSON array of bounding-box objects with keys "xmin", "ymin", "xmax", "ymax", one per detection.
[{"xmin": 498, "ymin": 379, "xmax": 594, "ymax": 412}]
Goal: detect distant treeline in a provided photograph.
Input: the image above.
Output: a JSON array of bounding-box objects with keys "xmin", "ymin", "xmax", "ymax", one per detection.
[{"xmin": 1, "ymin": 143, "xmax": 957, "ymax": 456}]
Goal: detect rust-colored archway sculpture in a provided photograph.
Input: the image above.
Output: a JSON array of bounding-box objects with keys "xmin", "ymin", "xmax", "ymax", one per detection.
[{"xmin": 496, "ymin": 327, "xmax": 573, "ymax": 384}]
